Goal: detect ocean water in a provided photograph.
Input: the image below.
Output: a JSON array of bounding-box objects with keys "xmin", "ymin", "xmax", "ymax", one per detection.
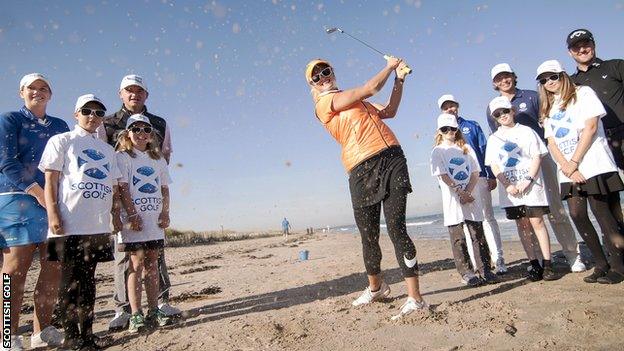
[{"xmin": 329, "ymin": 206, "xmax": 601, "ymax": 243}]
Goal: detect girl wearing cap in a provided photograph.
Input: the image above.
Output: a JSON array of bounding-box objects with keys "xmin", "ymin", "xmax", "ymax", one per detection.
[
  {"xmin": 113, "ymin": 114, "xmax": 172, "ymax": 332},
  {"xmin": 0, "ymin": 73, "xmax": 68, "ymax": 349},
  {"xmin": 39, "ymin": 94, "xmax": 120, "ymax": 348},
  {"xmin": 430, "ymin": 113, "xmax": 498, "ymax": 287},
  {"xmin": 306, "ymin": 57, "xmax": 427, "ymax": 320},
  {"xmin": 485, "ymin": 97, "xmax": 556, "ymax": 281},
  {"xmin": 537, "ymin": 59, "xmax": 624, "ymax": 284}
]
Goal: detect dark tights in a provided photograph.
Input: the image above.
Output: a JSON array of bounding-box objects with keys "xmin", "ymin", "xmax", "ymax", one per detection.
[
  {"xmin": 566, "ymin": 193, "xmax": 624, "ymax": 273},
  {"xmin": 353, "ymin": 190, "xmax": 418, "ymax": 278}
]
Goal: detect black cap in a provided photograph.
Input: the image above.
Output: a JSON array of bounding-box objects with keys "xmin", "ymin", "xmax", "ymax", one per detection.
[{"xmin": 566, "ymin": 29, "xmax": 594, "ymax": 48}]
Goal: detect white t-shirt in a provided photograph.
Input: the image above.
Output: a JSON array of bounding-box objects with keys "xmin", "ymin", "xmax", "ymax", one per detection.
[
  {"xmin": 430, "ymin": 143, "xmax": 484, "ymax": 226},
  {"xmin": 39, "ymin": 125, "xmax": 121, "ymax": 237},
  {"xmin": 543, "ymin": 85, "xmax": 616, "ymax": 183},
  {"xmin": 485, "ymin": 124, "xmax": 549, "ymax": 208},
  {"xmin": 116, "ymin": 150, "xmax": 171, "ymax": 243}
]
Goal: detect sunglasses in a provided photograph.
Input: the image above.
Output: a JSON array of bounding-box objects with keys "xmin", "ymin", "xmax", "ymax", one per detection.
[
  {"xmin": 538, "ymin": 73, "xmax": 560, "ymax": 85},
  {"xmin": 80, "ymin": 108, "xmax": 106, "ymax": 118},
  {"xmin": 492, "ymin": 108, "xmax": 511, "ymax": 119},
  {"xmin": 129, "ymin": 126, "xmax": 153, "ymax": 134},
  {"xmin": 439, "ymin": 126, "xmax": 458, "ymax": 133},
  {"xmin": 311, "ymin": 67, "xmax": 333, "ymax": 83}
]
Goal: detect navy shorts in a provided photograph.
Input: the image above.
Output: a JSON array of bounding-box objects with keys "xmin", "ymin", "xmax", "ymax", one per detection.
[{"xmin": 0, "ymin": 194, "xmax": 47, "ymax": 248}]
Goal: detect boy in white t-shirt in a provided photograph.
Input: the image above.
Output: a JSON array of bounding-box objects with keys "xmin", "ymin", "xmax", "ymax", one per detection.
[
  {"xmin": 430, "ymin": 113, "xmax": 498, "ymax": 287},
  {"xmin": 485, "ymin": 96, "xmax": 557, "ymax": 281},
  {"xmin": 39, "ymin": 94, "xmax": 121, "ymax": 349}
]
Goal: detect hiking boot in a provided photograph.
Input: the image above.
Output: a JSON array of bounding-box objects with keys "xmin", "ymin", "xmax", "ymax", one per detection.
[
  {"xmin": 596, "ymin": 270, "xmax": 624, "ymax": 284},
  {"xmin": 390, "ymin": 297, "xmax": 429, "ymax": 321},
  {"xmin": 527, "ymin": 266, "xmax": 543, "ymax": 282},
  {"xmin": 146, "ymin": 308, "xmax": 172, "ymax": 327},
  {"xmin": 583, "ymin": 268, "xmax": 608, "ymax": 283},
  {"xmin": 352, "ymin": 281, "xmax": 391, "ymax": 306},
  {"xmin": 542, "ymin": 266, "xmax": 558, "ymax": 281},
  {"xmin": 128, "ymin": 312, "xmax": 145, "ymax": 333}
]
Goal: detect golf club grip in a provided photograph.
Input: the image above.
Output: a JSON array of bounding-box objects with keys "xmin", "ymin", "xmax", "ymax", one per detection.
[{"xmin": 383, "ymin": 55, "xmax": 412, "ymax": 75}]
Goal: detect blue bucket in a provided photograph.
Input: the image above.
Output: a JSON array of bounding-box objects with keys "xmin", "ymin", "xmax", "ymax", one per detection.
[{"xmin": 299, "ymin": 250, "xmax": 309, "ymax": 261}]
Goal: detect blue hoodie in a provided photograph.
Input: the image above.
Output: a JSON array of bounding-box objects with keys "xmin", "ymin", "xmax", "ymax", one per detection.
[{"xmin": 457, "ymin": 116, "xmax": 494, "ymax": 179}]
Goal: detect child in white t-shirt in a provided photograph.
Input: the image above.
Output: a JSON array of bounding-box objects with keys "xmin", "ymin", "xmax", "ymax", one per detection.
[
  {"xmin": 537, "ymin": 60, "xmax": 624, "ymax": 284},
  {"xmin": 39, "ymin": 94, "xmax": 121, "ymax": 349},
  {"xmin": 114, "ymin": 114, "xmax": 172, "ymax": 332},
  {"xmin": 485, "ymin": 96, "xmax": 557, "ymax": 281},
  {"xmin": 430, "ymin": 113, "xmax": 498, "ymax": 287}
]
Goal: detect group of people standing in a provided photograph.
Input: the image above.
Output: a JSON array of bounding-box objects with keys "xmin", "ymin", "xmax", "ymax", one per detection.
[
  {"xmin": 0, "ymin": 74, "xmax": 180, "ymax": 350},
  {"xmin": 306, "ymin": 28, "xmax": 624, "ymax": 320}
]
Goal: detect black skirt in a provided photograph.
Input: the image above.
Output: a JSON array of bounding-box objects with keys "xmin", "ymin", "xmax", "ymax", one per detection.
[
  {"xmin": 560, "ymin": 171, "xmax": 624, "ymax": 200},
  {"xmin": 47, "ymin": 233, "xmax": 115, "ymax": 263},
  {"xmin": 348, "ymin": 146, "xmax": 412, "ymax": 209}
]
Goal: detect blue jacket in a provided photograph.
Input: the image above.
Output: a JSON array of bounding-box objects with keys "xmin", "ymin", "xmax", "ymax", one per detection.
[
  {"xmin": 457, "ymin": 116, "xmax": 494, "ymax": 179},
  {"xmin": 0, "ymin": 107, "xmax": 69, "ymax": 193},
  {"xmin": 486, "ymin": 89, "xmax": 544, "ymax": 140}
]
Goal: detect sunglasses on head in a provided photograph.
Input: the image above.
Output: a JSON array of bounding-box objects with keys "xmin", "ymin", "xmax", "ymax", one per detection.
[
  {"xmin": 538, "ymin": 73, "xmax": 560, "ymax": 85},
  {"xmin": 80, "ymin": 108, "xmax": 106, "ymax": 118},
  {"xmin": 311, "ymin": 67, "xmax": 332, "ymax": 83},
  {"xmin": 129, "ymin": 126, "xmax": 153, "ymax": 134},
  {"xmin": 492, "ymin": 108, "xmax": 511, "ymax": 119},
  {"xmin": 439, "ymin": 126, "xmax": 458, "ymax": 133}
]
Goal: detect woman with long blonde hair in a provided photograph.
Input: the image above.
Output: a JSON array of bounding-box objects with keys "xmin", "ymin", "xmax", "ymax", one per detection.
[
  {"xmin": 537, "ymin": 59, "xmax": 624, "ymax": 284},
  {"xmin": 430, "ymin": 113, "xmax": 498, "ymax": 287}
]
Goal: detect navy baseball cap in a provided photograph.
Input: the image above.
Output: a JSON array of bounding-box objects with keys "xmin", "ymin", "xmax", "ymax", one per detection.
[{"xmin": 566, "ymin": 29, "xmax": 594, "ymax": 48}]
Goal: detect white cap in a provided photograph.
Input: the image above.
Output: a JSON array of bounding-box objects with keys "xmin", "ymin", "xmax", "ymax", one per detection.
[
  {"xmin": 126, "ymin": 114, "xmax": 152, "ymax": 129},
  {"xmin": 437, "ymin": 113, "xmax": 458, "ymax": 129},
  {"xmin": 488, "ymin": 96, "xmax": 512, "ymax": 116},
  {"xmin": 490, "ymin": 63, "xmax": 514, "ymax": 80},
  {"xmin": 20, "ymin": 73, "xmax": 52, "ymax": 91},
  {"xmin": 74, "ymin": 94, "xmax": 106, "ymax": 112},
  {"xmin": 119, "ymin": 74, "xmax": 148, "ymax": 92},
  {"xmin": 536, "ymin": 60, "xmax": 564, "ymax": 79},
  {"xmin": 437, "ymin": 94, "xmax": 458, "ymax": 109}
]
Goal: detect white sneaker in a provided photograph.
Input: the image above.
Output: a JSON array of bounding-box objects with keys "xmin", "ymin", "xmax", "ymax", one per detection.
[
  {"xmin": 390, "ymin": 297, "xmax": 429, "ymax": 321},
  {"xmin": 158, "ymin": 302, "xmax": 182, "ymax": 316},
  {"xmin": 571, "ymin": 256, "xmax": 587, "ymax": 273},
  {"xmin": 495, "ymin": 258, "xmax": 508, "ymax": 274},
  {"xmin": 30, "ymin": 326, "xmax": 64, "ymax": 348},
  {"xmin": 108, "ymin": 311, "xmax": 131, "ymax": 331},
  {"xmin": 1, "ymin": 335, "xmax": 23, "ymax": 351},
  {"xmin": 352, "ymin": 281, "xmax": 391, "ymax": 306}
]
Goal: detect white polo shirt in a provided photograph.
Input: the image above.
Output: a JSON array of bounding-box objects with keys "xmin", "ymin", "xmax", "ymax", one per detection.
[
  {"xmin": 116, "ymin": 150, "xmax": 171, "ymax": 243},
  {"xmin": 39, "ymin": 125, "xmax": 121, "ymax": 237}
]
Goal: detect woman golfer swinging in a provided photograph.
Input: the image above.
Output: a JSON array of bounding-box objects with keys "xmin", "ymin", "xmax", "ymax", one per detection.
[{"xmin": 305, "ymin": 57, "xmax": 427, "ymax": 320}]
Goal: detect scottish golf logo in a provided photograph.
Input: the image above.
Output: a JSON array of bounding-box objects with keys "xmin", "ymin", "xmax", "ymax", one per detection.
[
  {"xmin": 133, "ymin": 166, "xmax": 159, "ymax": 194},
  {"xmin": 132, "ymin": 165, "xmax": 162, "ymax": 212},
  {"xmin": 500, "ymin": 142, "xmax": 528, "ymax": 182},
  {"xmin": 71, "ymin": 149, "xmax": 112, "ymax": 199},
  {"xmin": 550, "ymin": 110, "xmax": 578, "ymax": 155},
  {"xmin": 448, "ymin": 157, "xmax": 469, "ymax": 189}
]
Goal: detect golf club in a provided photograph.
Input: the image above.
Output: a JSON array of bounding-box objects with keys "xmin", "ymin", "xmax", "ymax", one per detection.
[{"xmin": 326, "ymin": 27, "xmax": 412, "ymax": 75}]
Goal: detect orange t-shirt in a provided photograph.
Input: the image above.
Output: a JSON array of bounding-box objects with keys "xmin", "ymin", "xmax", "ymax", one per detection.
[{"xmin": 315, "ymin": 91, "xmax": 400, "ymax": 172}]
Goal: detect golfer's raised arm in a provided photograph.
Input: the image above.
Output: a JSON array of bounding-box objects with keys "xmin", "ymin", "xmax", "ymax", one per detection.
[{"xmin": 377, "ymin": 61, "xmax": 409, "ymax": 119}]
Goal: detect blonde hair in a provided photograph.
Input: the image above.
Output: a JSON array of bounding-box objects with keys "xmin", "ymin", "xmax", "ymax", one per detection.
[
  {"xmin": 538, "ymin": 71, "xmax": 577, "ymax": 122},
  {"xmin": 434, "ymin": 129, "xmax": 469, "ymax": 154},
  {"xmin": 115, "ymin": 127, "xmax": 163, "ymax": 160}
]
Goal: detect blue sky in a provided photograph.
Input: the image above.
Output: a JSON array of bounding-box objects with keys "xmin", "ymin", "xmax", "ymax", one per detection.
[{"xmin": 1, "ymin": 1, "xmax": 623, "ymax": 231}]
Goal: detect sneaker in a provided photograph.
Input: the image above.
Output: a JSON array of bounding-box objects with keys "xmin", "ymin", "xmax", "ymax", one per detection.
[
  {"xmin": 390, "ymin": 297, "xmax": 429, "ymax": 321},
  {"xmin": 583, "ymin": 268, "xmax": 608, "ymax": 283},
  {"xmin": 482, "ymin": 271, "xmax": 499, "ymax": 284},
  {"xmin": 30, "ymin": 326, "xmax": 64, "ymax": 348},
  {"xmin": 570, "ymin": 256, "xmax": 587, "ymax": 273},
  {"xmin": 542, "ymin": 266, "xmax": 558, "ymax": 281},
  {"xmin": 527, "ymin": 267, "xmax": 543, "ymax": 282},
  {"xmin": 108, "ymin": 311, "xmax": 130, "ymax": 331},
  {"xmin": 1, "ymin": 336, "xmax": 23, "ymax": 351},
  {"xmin": 128, "ymin": 312, "xmax": 146, "ymax": 333},
  {"xmin": 495, "ymin": 258, "xmax": 508, "ymax": 275},
  {"xmin": 158, "ymin": 302, "xmax": 182, "ymax": 317},
  {"xmin": 146, "ymin": 308, "xmax": 172, "ymax": 327},
  {"xmin": 461, "ymin": 273, "xmax": 481, "ymax": 287},
  {"xmin": 596, "ymin": 270, "xmax": 624, "ymax": 284},
  {"xmin": 352, "ymin": 281, "xmax": 391, "ymax": 306}
]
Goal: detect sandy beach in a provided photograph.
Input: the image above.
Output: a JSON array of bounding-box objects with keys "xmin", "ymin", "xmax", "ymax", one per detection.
[{"xmin": 17, "ymin": 232, "xmax": 624, "ymax": 350}]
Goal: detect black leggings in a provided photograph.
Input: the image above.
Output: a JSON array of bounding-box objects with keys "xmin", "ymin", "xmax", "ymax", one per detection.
[
  {"xmin": 59, "ymin": 257, "xmax": 98, "ymax": 341},
  {"xmin": 566, "ymin": 192, "xmax": 624, "ymax": 273},
  {"xmin": 353, "ymin": 189, "xmax": 418, "ymax": 278}
]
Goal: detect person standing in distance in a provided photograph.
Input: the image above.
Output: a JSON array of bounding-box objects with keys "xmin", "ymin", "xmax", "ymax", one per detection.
[
  {"xmin": 567, "ymin": 29, "xmax": 624, "ymax": 171},
  {"xmin": 282, "ymin": 217, "xmax": 291, "ymax": 238},
  {"xmin": 96, "ymin": 74, "xmax": 180, "ymax": 331},
  {"xmin": 437, "ymin": 95, "xmax": 507, "ymax": 274},
  {"xmin": 487, "ymin": 63, "xmax": 586, "ymax": 273}
]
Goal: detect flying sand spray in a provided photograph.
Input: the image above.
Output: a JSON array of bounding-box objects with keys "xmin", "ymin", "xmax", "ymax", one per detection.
[{"xmin": 325, "ymin": 27, "xmax": 412, "ymax": 75}]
